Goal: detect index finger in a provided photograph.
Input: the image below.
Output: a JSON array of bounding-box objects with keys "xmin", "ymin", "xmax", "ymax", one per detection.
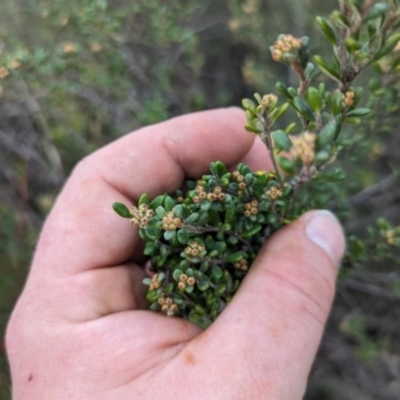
[{"xmin": 34, "ymin": 108, "xmax": 258, "ymax": 275}]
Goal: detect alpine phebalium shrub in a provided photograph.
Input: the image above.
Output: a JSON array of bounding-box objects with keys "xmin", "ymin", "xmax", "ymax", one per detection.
[{"xmin": 114, "ymin": 0, "xmax": 400, "ymax": 327}]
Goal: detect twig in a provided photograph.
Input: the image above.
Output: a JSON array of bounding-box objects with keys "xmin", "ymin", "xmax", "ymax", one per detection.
[
  {"xmin": 349, "ymin": 173, "xmax": 399, "ymax": 205},
  {"xmin": 261, "ymin": 117, "xmax": 284, "ymax": 187},
  {"xmin": 338, "ymin": 0, "xmax": 352, "ymax": 89},
  {"xmin": 340, "ymin": 278, "xmax": 400, "ymax": 300}
]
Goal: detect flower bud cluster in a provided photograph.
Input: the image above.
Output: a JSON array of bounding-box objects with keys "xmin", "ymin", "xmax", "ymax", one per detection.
[
  {"xmin": 184, "ymin": 241, "xmax": 206, "ymax": 258},
  {"xmin": 162, "ymin": 212, "xmax": 182, "ymax": 230},
  {"xmin": 343, "ymin": 90, "xmax": 355, "ymax": 107},
  {"xmin": 290, "ymin": 131, "xmax": 317, "ymax": 166},
  {"xmin": 0, "ymin": 67, "xmax": 9, "ymax": 79},
  {"xmin": 193, "ymin": 185, "xmax": 226, "ymax": 204},
  {"xmin": 234, "ymin": 258, "xmax": 249, "ymax": 272},
  {"xmin": 177, "ymin": 273, "xmax": 196, "ymax": 291},
  {"xmin": 62, "ymin": 41, "xmax": 77, "ymax": 54},
  {"xmin": 261, "ymin": 94, "xmax": 278, "ymax": 110},
  {"xmin": 386, "ymin": 230, "xmax": 396, "ymax": 245},
  {"xmin": 244, "ymin": 200, "xmax": 259, "ymax": 217},
  {"xmin": 129, "ymin": 204, "xmax": 155, "ymax": 228},
  {"xmin": 158, "ymin": 297, "xmax": 179, "ymax": 317},
  {"xmin": 266, "ymin": 186, "xmax": 283, "ymax": 200},
  {"xmin": 232, "ymin": 170, "xmax": 247, "ymax": 190},
  {"xmin": 271, "ymin": 34, "xmax": 303, "ymax": 62},
  {"xmin": 149, "ymin": 274, "xmax": 162, "ymax": 291}
]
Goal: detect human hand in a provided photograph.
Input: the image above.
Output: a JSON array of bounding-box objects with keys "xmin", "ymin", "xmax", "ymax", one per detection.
[{"xmin": 6, "ymin": 108, "xmax": 345, "ymax": 400}]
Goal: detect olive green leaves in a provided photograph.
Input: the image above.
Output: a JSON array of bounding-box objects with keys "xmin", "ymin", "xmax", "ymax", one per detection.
[
  {"xmin": 112, "ymin": 0, "xmax": 400, "ymax": 328},
  {"xmin": 113, "ymin": 161, "xmax": 290, "ymax": 327}
]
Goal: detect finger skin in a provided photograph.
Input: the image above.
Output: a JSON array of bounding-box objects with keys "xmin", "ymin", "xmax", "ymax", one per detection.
[{"xmin": 169, "ymin": 211, "xmax": 345, "ymax": 399}]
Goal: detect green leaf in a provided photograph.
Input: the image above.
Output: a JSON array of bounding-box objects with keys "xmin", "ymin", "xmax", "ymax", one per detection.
[
  {"xmin": 270, "ymin": 103, "xmax": 289, "ymax": 122},
  {"xmin": 164, "ymin": 196, "xmax": 176, "ymax": 211},
  {"xmin": 185, "ymin": 213, "xmax": 199, "ymax": 225},
  {"xmin": 215, "ymin": 284, "xmax": 227, "ymax": 296},
  {"xmin": 258, "ymin": 200, "xmax": 271, "ymax": 212},
  {"xmin": 318, "ymin": 167, "xmax": 346, "ymax": 182},
  {"xmin": 156, "ymin": 206, "xmax": 167, "ymax": 219},
  {"xmin": 244, "ymin": 173, "xmax": 254, "ymax": 185},
  {"xmin": 272, "ymin": 130, "xmax": 292, "ymax": 151},
  {"xmin": 346, "ymin": 108, "xmax": 371, "ymax": 118},
  {"xmin": 160, "ymin": 245, "xmax": 170, "ymax": 257},
  {"xmin": 214, "ymin": 161, "xmax": 227, "ymax": 177},
  {"xmin": 317, "ymin": 121, "xmax": 339, "ymax": 148},
  {"xmin": 293, "ymin": 97, "xmax": 315, "ymax": 121},
  {"xmin": 254, "ymin": 92, "xmax": 262, "ymax": 103},
  {"xmin": 316, "ymin": 16, "xmax": 337, "ymax": 45},
  {"xmin": 224, "ymin": 208, "xmax": 236, "ymax": 225},
  {"xmin": 201, "ymin": 201, "xmax": 212, "ymax": 212},
  {"xmin": 173, "ymin": 269, "xmax": 183, "ymax": 281},
  {"xmin": 189, "ymin": 311, "xmax": 212, "ymax": 328},
  {"xmin": 172, "ymin": 204, "xmax": 183, "ymax": 219},
  {"xmin": 146, "ymin": 290, "xmax": 160, "ymax": 302},
  {"xmin": 285, "ymin": 122, "xmax": 297, "ymax": 133},
  {"xmin": 197, "ymin": 279, "xmax": 210, "ymax": 291},
  {"xmin": 138, "ymin": 194, "xmax": 150, "ymax": 206},
  {"xmin": 227, "ymin": 235, "xmax": 239, "ymax": 245},
  {"xmin": 313, "ymin": 55, "xmax": 341, "ymax": 81},
  {"xmin": 306, "ymin": 87, "xmax": 323, "ymax": 112},
  {"xmin": 143, "ymin": 278, "xmax": 152, "ymax": 285},
  {"xmin": 329, "ymin": 91, "xmax": 344, "ymax": 115},
  {"xmin": 369, "ymin": 33, "xmax": 385, "ymax": 56},
  {"xmin": 243, "ymin": 224, "xmax": 262, "ymax": 238},
  {"xmin": 198, "ymin": 211, "xmax": 209, "ymax": 225},
  {"xmin": 144, "ymin": 241, "xmax": 156, "ymax": 256},
  {"xmin": 112, "ymin": 202, "xmax": 131, "ymax": 218},
  {"xmin": 185, "ymin": 285, "xmax": 194, "ymax": 294},
  {"xmin": 365, "ymin": 2, "xmax": 389, "ymax": 21},
  {"xmin": 288, "ymin": 87, "xmax": 298, "ymax": 97},
  {"xmin": 226, "ymin": 252, "xmax": 244, "ymax": 263},
  {"xmin": 242, "ymin": 98, "xmax": 257, "ymax": 112},
  {"xmin": 211, "ymin": 265, "xmax": 223, "ymax": 280},
  {"xmin": 373, "ymin": 32, "xmax": 400, "ymax": 61},
  {"xmin": 253, "ymin": 118, "xmax": 264, "ymax": 132},
  {"xmin": 245, "ymin": 110, "xmax": 254, "ymax": 124},
  {"xmin": 345, "ymin": 37, "xmax": 362, "ymax": 54},
  {"xmin": 276, "ymin": 82, "xmax": 293, "ymax": 100},
  {"xmin": 164, "ymin": 230, "xmax": 176, "ymax": 241},
  {"xmin": 177, "ymin": 229, "xmax": 190, "ymax": 244},
  {"xmin": 315, "ymin": 151, "xmax": 331, "ymax": 163},
  {"xmin": 304, "ymin": 62, "xmax": 320, "ymax": 80},
  {"xmin": 146, "ymin": 226, "xmax": 162, "ymax": 241},
  {"xmin": 276, "ymin": 156, "xmax": 295, "ymax": 175},
  {"xmin": 149, "ymin": 195, "xmax": 165, "ymax": 209},
  {"xmin": 330, "ymin": 10, "xmax": 351, "ymax": 28},
  {"xmin": 245, "ymin": 124, "xmax": 262, "ymax": 134}
]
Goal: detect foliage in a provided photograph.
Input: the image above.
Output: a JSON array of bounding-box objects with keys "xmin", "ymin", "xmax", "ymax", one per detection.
[
  {"xmin": 1, "ymin": 0, "xmax": 400, "ymax": 398},
  {"xmin": 114, "ymin": 0, "xmax": 400, "ymax": 328},
  {"xmin": 114, "ymin": 164, "xmax": 289, "ymax": 327}
]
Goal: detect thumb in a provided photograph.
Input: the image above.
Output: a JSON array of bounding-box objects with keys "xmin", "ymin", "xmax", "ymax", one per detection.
[{"xmin": 199, "ymin": 210, "xmax": 345, "ymax": 398}]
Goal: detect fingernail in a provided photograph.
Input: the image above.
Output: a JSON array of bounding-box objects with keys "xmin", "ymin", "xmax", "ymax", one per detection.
[{"xmin": 305, "ymin": 210, "xmax": 345, "ymax": 268}]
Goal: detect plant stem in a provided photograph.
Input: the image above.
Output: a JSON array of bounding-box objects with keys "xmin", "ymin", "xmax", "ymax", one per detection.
[
  {"xmin": 293, "ymin": 62, "xmax": 310, "ymax": 129},
  {"xmin": 260, "ymin": 116, "xmax": 284, "ymax": 187},
  {"xmin": 338, "ymin": 0, "xmax": 350, "ymax": 89}
]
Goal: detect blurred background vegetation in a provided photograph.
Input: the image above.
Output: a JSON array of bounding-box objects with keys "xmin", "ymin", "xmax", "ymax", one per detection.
[{"xmin": 1, "ymin": 0, "xmax": 400, "ymax": 398}]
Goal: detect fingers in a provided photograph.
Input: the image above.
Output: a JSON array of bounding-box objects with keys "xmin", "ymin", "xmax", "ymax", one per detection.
[
  {"xmin": 185, "ymin": 210, "xmax": 345, "ymax": 398},
  {"xmin": 34, "ymin": 108, "xmax": 258, "ymax": 275}
]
